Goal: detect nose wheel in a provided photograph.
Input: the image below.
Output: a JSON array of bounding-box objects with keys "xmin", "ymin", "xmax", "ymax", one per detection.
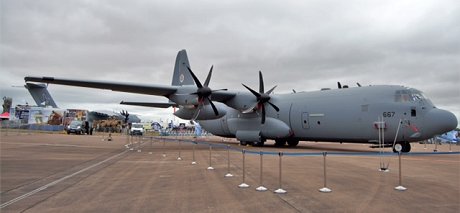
[{"xmin": 393, "ymin": 141, "xmax": 411, "ymax": 153}]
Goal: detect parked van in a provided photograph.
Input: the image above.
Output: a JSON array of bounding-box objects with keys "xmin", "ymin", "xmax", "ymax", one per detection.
[{"xmin": 130, "ymin": 123, "xmax": 144, "ymax": 135}]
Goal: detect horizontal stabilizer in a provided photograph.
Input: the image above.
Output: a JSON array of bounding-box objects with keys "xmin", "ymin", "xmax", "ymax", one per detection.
[{"xmin": 120, "ymin": 101, "xmax": 178, "ymax": 108}]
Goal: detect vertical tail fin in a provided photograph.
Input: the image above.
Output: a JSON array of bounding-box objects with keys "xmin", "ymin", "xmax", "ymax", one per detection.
[
  {"xmin": 171, "ymin": 49, "xmax": 195, "ymax": 86},
  {"xmin": 24, "ymin": 83, "xmax": 58, "ymax": 108}
]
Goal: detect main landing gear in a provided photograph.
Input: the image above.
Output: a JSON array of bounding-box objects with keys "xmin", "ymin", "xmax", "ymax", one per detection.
[
  {"xmin": 239, "ymin": 140, "xmax": 265, "ymax": 147},
  {"xmin": 393, "ymin": 141, "xmax": 411, "ymax": 153},
  {"xmin": 274, "ymin": 138, "xmax": 299, "ymax": 147},
  {"xmin": 240, "ymin": 138, "xmax": 299, "ymax": 147}
]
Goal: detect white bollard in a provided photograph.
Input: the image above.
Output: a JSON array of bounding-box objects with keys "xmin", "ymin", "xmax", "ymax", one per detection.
[
  {"xmin": 191, "ymin": 141, "xmax": 197, "ymax": 165},
  {"xmin": 224, "ymin": 145, "xmax": 233, "ymax": 177},
  {"xmin": 256, "ymin": 151, "xmax": 267, "ymax": 191},
  {"xmin": 207, "ymin": 145, "xmax": 214, "ymax": 170},
  {"xmin": 394, "ymin": 151, "xmax": 407, "ymax": 191},
  {"xmin": 162, "ymin": 137, "xmax": 166, "ymax": 157},
  {"xmin": 274, "ymin": 152, "xmax": 287, "ymax": 194},
  {"xmin": 319, "ymin": 152, "xmax": 332, "ymax": 193},
  {"xmin": 177, "ymin": 139, "xmax": 182, "ymax": 160},
  {"xmin": 238, "ymin": 149, "xmax": 249, "ymax": 188}
]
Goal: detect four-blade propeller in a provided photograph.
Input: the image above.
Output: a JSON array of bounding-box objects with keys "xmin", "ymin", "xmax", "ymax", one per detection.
[
  {"xmin": 187, "ymin": 65, "xmax": 227, "ymax": 120},
  {"xmin": 242, "ymin": 71, "xmax": 279, "ymax": 124}
]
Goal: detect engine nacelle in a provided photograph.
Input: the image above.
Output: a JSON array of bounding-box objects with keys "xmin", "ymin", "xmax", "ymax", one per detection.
[
  {"xmin": 227, "ymin": 117, "xmax": 291, "ymax": 140},
  {"xmin": 236, "ymin": 130, "xmax": 261, "ymax": 142},
  {"xmin": 174, "ymin": 104, "xmax": 227, "ymax": 120}
]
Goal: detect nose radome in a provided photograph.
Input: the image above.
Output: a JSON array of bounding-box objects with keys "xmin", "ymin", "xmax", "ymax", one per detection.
[{"xmin": 426, "ymin": 108, "xmax": 458, "ymax": 134}]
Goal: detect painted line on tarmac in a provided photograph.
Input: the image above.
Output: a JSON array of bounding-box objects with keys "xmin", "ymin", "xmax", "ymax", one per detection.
[
  {"xmin": 0, "ymin": 149, "xmax": 129, "ymax": 209},
  {"xmin": 1, "ymin": 141, "xmax": 109, "ymax": 149}
]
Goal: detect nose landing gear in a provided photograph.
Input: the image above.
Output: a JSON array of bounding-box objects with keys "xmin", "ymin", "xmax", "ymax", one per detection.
[{"xmin": 393, "ymin": 141, "xmax": 411, "ymax": 153}]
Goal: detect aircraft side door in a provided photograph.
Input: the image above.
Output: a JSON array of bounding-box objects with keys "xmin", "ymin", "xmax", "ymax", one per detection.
[{"xmin": 289, "ymin": 103, "xmax": 309, "ymax": 137}]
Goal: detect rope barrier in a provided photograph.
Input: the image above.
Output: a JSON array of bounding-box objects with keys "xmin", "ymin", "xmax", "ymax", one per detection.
[{"xmin": 148, "ymin": 136, "xmax": 460, "ymax": 157}]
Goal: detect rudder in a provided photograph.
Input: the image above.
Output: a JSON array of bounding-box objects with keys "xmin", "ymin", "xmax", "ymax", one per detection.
[
  {"xmin": 171, "ymin": 49, "xmax": 195, "ymax": 86},
  {"xmin": 25, "ymin": 83, "xmax": 58, "ymax": 108}
]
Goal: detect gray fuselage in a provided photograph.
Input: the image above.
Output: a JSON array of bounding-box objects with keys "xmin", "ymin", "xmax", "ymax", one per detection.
[{"xmin": 198, "ymin": 85, "xmax": 456, "ymax": 145}]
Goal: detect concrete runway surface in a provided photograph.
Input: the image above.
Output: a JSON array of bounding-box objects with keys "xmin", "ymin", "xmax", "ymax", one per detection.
[{"xmin": 1, "ymin": 133, "xmax": 459, "ymax": 212}]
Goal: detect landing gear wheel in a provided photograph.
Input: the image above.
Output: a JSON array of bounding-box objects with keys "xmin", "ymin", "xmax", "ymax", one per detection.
[
  {"xmin": 240, "ymin": 141, "xmax": 247, "ymax": 146},
  {"xmin": 287, "ymin": 139, "xmax": 299, "ymax": 147},
  {"xmin": 402, "ymin": 142, "xmax": 411, "ymax": 153},
  {"xmin": 275, "ymin": 139, "xmax": 286, "ymax": 147},
  {"xmin": 253, "ymin": 141, "xmax": 265, "ymax": 147},
  {"xmin": 393, "ymin": 141, "xmax": 411, "ymax": 153}
]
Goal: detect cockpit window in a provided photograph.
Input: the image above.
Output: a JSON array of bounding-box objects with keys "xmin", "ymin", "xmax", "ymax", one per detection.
[
  {"xmin": 394, "ymin": 88, "xmax": 433, "ymax": 106},
  {"xmin": 394, "ymin": 90, "xmax": 411, "ymax": 102}
]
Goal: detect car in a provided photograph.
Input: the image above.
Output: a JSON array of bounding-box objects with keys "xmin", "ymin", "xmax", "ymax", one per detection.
[
  {"xmin": 67, "ymin": 120, "xmax": 87, "ymax": 135},
  {"xmin": 130, "ymin": 123, "xmax": 144, "ymax": 135}
]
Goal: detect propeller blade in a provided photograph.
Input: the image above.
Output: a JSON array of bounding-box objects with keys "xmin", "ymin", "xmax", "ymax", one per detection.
[
  {"xmin": 265, "ymin": 85, "xmax": 277, "ymax": 95},
  {"xmin": 204, "ymin": 65, "xmax": 213, "ymax": 87},
  {"xmin": 211, "ymin": 89, "xmax": 228, "ymax": 92},
  {"xmin": 261, "ymin": 104, "xmax": 266, "ymax": 124},
  {"xmin": 206, "ymin": 97, "xmax": 219, "ymax": 116},
  {"xmin": 186, "ymin": 66, "xmax": 203, "ymax": 88},
  {"xmin": 267, "ymin": 101, "xmax": 280, "ymax": 112},
  {"xmin": 337, "ymin": 82, "xmax": 342, "ymax": 89},
  {"xmin": 259, "ymin": 71, "xmax": 264, "ymax": 93},
  {"xmin": 242, "ymin": 83, "xmax": 261, "ymax": 98}
]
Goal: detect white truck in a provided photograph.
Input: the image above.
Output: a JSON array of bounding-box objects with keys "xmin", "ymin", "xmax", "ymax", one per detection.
[{"xmin": 130, "ymin": 123, "xmax": 144, "ymax": 135}]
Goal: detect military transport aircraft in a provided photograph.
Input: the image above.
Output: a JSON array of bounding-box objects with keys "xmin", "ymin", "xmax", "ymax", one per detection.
[{"xmin": 25, "ymin": 50, "xmax": 457, "ymax": 152}]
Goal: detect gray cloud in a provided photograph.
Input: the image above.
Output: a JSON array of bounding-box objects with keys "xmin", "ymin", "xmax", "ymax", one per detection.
[{"xmin": 1, "ymin": 0, "xmax": 459, "ymax": 122}]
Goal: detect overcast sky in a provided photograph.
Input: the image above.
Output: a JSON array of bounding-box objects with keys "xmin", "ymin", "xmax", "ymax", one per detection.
[{"xmin": 1, "ymin": 0, "xmax": 459, "ymax": 123}]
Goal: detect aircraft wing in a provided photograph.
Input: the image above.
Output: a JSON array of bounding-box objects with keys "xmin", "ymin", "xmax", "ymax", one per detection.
[
  {"xmin": 120, "ymin": 101, "xmax": 178, "ymax": 108},
  {"xmin": 24, "ymin": 76, "xmax": 177, "ymax": 96}
]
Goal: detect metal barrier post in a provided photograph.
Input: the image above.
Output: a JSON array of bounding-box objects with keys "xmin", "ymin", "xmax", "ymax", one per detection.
[
  {"xmin": 126, "ymin": 132, "xmax": 130, "ymax": 148},
  {"xmin": 207, "ymin": 145, "xmax": 214, "ymax": 170},
  {"xmin": 395, "ymin": 151, "xmax": 407, "ymax": 191},
  {"xmin": 274, "ymin": 152, "xmax": 287, "ymax": 194},
  {"xmin": 177, "ymin": 138, "xmax": 182, "ymax": 160},
  {"xmin": 162, "ymin": 137, "xmax": 166, "ymax": 157},
  {"xmin": 224, "ymin": 145, "xmax": 233, "ymax": 177},
  {"xmin": 17, "ymin": 122, "xmax": 21, "ymax": 135},
  {"xmin": 434, "ymin": 139, "xmax": 438, "ymax": 152},
  {"xmin": 238, "ymin": 149, "xmax": 249, "ymax": 188},
  {"xmin": 191, "ymin": 141, "xmax": 197, "ymax": 165},
  {"xmin": 5, "ymin": 121, "xmax": 9, "ymax": 136},
  {"xmin": 129, "ymin": 135, "xmax": 134, "ymax": 151},
  {"xmin": 149, "ymin": 137, "xmax": 153, "ymax": 155},
  {"xmin": 256, "ymin": 151, "xmax": 267, "ymax": 191},
  {"xmin": 319, "ymin": 152, "xmax": 332, "ymax": 193}
]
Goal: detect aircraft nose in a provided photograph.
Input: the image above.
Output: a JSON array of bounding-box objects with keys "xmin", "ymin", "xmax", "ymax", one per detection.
[{"xmin": 426, "ymin": 108, "xmax": 458, "ymax": 134}]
